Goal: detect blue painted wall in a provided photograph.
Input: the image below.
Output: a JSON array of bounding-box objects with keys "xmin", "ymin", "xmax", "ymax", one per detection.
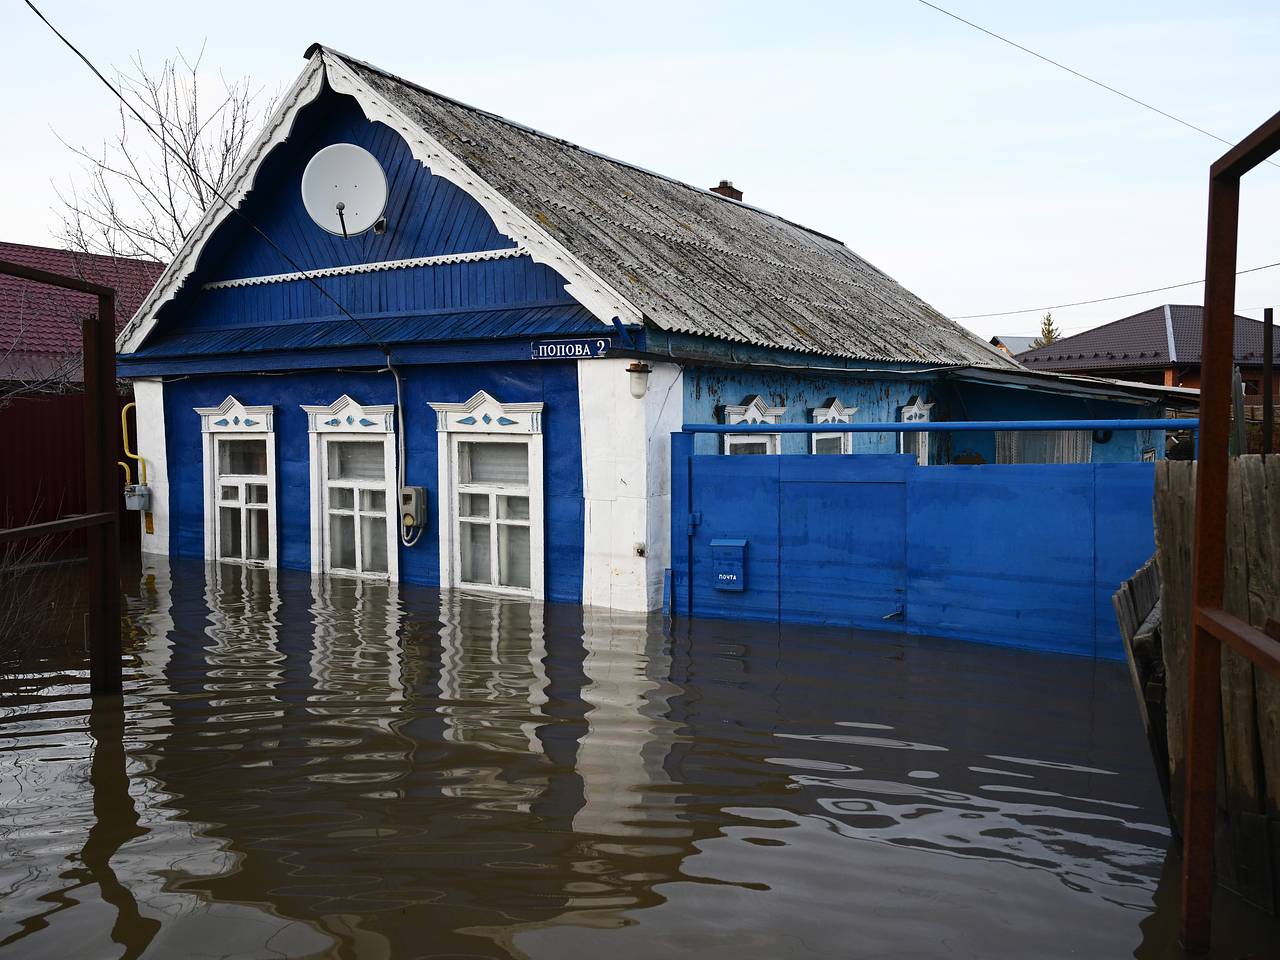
[
  {"xmin": 671, "ymin": 441, "xmax": 1154, "ymax": 659},
  {"xmin": 682, "ymin": 366, "xmax": 924, "ymax": 456},
  {"xmin": 161, "ymin": 362, "xmax": 585, "ymax": 603}
]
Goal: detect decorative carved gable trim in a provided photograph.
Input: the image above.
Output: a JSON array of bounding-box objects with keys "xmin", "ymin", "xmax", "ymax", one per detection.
[{"xmin": 429, "ymin": 390, "xmax": 543, "ymax": 434}]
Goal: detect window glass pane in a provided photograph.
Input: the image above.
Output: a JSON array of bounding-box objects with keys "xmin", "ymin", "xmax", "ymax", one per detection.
[
  {"xmin": 498, "ymin": 524, "xmax": 531, "ymax": 589},
  {"xmin": 245, "ymin": 483, "xmax": 268, "ymax": 504},
  {"xmin": 730, "ymin": 440, "xmax": 769, "ymax": 455},
  {"xmin": 247, "ymin": 508, "xmax": 269, "ymax": 561},
  {"xmin": 218, "ymin": 438, "xmax": 267, "ymax": 476},
  {"xmin": 220, "ymin": 485, "xmax": 239, "ymax": 501},
  {"xmin": 814, "ymin": 435, "xmax": 843, "ymax": 455},
  {"xmin": 460, "ymin": 521, "xmax": 491, "ymax": 584},
  {"xmin": 460, "ymin": 441, "xmax": 527, "ymax": 485},
  {"xmin": 327, "ymin": 441, "xmax": 384, "ymax": 481},
  {"xmin": 330, "ymin": 513, "xmax": 356, "ymax": 569},
  {"xmin": 459, "ymin": 493, "xmax": 489, "ymax": 518},
  {"xmin": 498, "ymin": 496, "xmax": 529, "ymax": 521},
  {"xmin": 361, "ymin": 515, "xmax": 388, "ymax": 574},
  {"xmin": 329, "ymin": 487, "xmax": 354, "ymax": 510},
  {"xmin": 218, "ymin": 506, "xmax": 242, "ymax": 559},
  {"xmin": 359, "ymin": 489, "xmax": 386, "ymax": 513}
]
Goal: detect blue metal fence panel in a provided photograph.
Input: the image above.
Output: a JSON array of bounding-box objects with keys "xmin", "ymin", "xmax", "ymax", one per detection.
[
  {"xmin": 907, "ymin": 464, "xmax": 1098, "ymax": 657},
  {"xmin": 672, "ymin": 445, "xmax": 1157, "ymax": 660}
]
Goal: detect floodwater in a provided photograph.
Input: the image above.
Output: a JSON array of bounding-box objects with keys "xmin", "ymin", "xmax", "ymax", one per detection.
[{"xmin": 1, "ymin": 558, "xmax": 1276, "ymax": 959}]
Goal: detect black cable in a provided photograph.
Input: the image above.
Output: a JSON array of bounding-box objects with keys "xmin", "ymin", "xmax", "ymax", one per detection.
[
  {"xmin": 914, "ymin": 0, "xmax": 1280, "ymax": 171},
  {"xmin": 953, "ymin": 258, "xmax": 1280, "ymax": 320},
  {"xmin": 24, "ymin": 0, "xmax": 393, "ymax": 355}
]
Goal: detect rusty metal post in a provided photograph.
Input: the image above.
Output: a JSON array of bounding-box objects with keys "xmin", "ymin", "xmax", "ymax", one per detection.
[
  {"xmin": 1265, "ymin": 306, "xmax": 1274, "ymax": 456},
  {"xmin": 1182, "ymin": 171, "xmax": 1239, "ymax": 952},
  {"xmin": 83, "ymin": 291, "xmax": 122, "ymax": 694}
]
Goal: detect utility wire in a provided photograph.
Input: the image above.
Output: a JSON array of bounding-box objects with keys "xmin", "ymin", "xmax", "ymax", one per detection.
[
  {"xmin": 914, "ymin": 0, "xmax": 1280, "ymax": 171},
  {"xmin": 23, "ymin": 0, "xmax": 392, "ymax": 355},
  {"xmin": 953, "ymin": 258, "xmax": 1280, "ymax": 320}
]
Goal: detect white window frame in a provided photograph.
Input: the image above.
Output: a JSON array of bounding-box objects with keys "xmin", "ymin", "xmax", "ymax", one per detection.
[
  {"xmin": 722, "ymin": 395, "xmax": 785, "ymax": 455},
  {"xmin": 429, "ymin": 390, "xmax": 545, "ymax": 600},
  {"xmin": 898, "ymin": 397, "xmax": 934, "ymax": 466},
  {"xmin": 811, "ymin": 398, "xmax": 857, "ymax": 454},
  {"xmin": 194, "ymin": 396, "xmax": 277, "ymax": 568},
  {"xmin": 300, "ymin": 395, "xmax": 398, "ymax": 580}
]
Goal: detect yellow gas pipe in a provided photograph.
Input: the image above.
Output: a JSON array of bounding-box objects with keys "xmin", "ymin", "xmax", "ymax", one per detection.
[
  {"xmin": 121, "ymin": 402, "xmax": 147, "ymax": 485},
  {"xmin": 117, "ymin": 461, "xmax": 132, "ymax": 485},
  {"xmin": 121, "ymin": 402, "xmax": 153, "ymax": 534}
]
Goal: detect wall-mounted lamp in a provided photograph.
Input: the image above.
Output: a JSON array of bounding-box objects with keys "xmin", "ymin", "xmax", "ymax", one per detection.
[{"xmin": 627, "ymin": 361, "xmax": 652, "ymax": 399}]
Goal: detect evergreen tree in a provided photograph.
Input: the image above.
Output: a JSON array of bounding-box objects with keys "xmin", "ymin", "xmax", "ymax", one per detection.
[{"xmin": 1032, "ymin": 311, "xmax": 1061, "ymax": 348}]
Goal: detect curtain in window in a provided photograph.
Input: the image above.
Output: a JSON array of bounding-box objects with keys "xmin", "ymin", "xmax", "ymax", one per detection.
[{"xmin": 996, "ymin": 430, "xmax": 1092, "ymax": 464}]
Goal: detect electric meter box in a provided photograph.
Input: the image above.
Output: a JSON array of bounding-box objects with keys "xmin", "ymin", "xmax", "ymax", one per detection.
[
  {"xmin": 710, "ymin": 539, "xmax": 747, "ymax": 592},
  {"xmin": 400, "ymin": 486, "xmax": 426, "ymax": 528}
]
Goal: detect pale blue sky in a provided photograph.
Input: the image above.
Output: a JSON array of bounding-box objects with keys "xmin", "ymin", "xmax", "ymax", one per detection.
[{"xmin": 2, "ymin": 0, "xmax": 1277, "ymax": 340}]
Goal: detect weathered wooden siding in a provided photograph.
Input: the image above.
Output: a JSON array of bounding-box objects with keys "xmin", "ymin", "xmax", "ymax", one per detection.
[{"xmin": 1156, "ymin": 457, "xmax": 1280, "ymax": 911}]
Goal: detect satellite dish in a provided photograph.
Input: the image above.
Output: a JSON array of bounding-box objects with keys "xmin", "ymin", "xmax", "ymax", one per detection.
[{"xmin": 300, "ymin": 143, "xmax": 388, "ymax": 238}]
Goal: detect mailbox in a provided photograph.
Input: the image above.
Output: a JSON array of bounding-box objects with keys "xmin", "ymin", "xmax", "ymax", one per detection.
[{"xmin": 710, "ymin": 539, "xmax": 747, "ymax": 592}]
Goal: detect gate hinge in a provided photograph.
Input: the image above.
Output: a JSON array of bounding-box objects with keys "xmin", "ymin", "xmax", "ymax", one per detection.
[{"xmin": 687, "ymin": 511, "xmax": 702, "ymax": 535}]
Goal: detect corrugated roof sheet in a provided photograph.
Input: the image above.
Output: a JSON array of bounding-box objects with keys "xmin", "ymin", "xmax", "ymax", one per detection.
[
  {"xmin": 329, "ymin": 49, "xmax": 1014, "ymax": 370},
  {"xmin": 1017, "ymin": 304, "xmax": 1275, "ymax": 372},
  {"xmin": 124, "ymin": 303, "xmax": 601, "ymax": 359}
]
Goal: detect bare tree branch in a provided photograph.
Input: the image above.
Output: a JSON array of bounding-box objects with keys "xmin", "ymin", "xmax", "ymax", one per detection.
[{"xmin": 53, "ymin": 45, "xmax": 273, "ymax": 263}]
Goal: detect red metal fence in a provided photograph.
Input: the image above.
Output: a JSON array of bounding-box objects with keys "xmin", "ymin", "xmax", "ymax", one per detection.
[{"xmin": 0, "ymin": 392, "xmax": 137, "ymax": 549}]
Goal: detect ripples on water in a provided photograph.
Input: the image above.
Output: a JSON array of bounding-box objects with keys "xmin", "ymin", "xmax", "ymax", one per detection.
[{"xmin": 0, "ymin": 557, "xmax": 1270, "ymax": 958}]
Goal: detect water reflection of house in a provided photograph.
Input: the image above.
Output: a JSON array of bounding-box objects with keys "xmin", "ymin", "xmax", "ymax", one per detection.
[
  {"xmin": 136, "ymin": 563, "xmax": 703, "ymax": 957},
  {"xmin": 116, "ymin": 45, "xmax": 1194, "ymax": 613}
]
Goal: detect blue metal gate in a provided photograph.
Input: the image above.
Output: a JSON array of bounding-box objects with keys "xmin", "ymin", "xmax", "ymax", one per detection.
[{"xmin": 671, "ymin": 419, "xmax": 1189, "ymax": 660}]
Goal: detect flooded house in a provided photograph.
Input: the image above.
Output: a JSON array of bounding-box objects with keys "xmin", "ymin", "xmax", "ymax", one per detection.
[{"xmin": 116, "ymin": 44, "xmax": 1191, "ymax": 612}]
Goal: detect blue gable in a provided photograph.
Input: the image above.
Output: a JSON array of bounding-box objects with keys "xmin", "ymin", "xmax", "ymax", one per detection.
[{"xmin": 127, "ymin": 88, "xmax": 596, "ymax": 371}]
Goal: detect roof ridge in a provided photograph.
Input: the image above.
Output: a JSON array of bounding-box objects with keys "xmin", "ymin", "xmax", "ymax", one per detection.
[
  {"xmin": 0, "ymin": 239, "xmax": 164, "ymax": 270},
  {"xmin": 1019, "ymin": 305, "xmax": 1168, "ymax": 355},
  {"xmin": 308, "ymin": 43, "xmax": 850, "ymax": 248}
]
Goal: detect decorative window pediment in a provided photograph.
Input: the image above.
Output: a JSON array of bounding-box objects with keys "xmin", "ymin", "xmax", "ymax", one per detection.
[
  {"xmin": 429, "ymin": 390, "xmax": 544, "ymax": 435},
  {"xmin": 194, "ymin": 396, "xmax": 274, "ymax": 432},
  {"xmin": 300, "ymin": 395, "xmax": 394, "ymax": 433},
  {"xmin": 900, "ymin": 397, "xmax": 934, "ymax": 423},
  {"xmin": 813, "ymin": 397, "xmax": 858, "ymax": 425},
  {"xmin": 723, "ymin": 395, "xmax": 785, "ymax": 425}
]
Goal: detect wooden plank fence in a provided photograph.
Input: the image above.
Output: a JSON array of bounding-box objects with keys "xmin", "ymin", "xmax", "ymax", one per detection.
[{"xmin": 1154, "ymin": 456, "xmax": 1280, "ymax": 913}]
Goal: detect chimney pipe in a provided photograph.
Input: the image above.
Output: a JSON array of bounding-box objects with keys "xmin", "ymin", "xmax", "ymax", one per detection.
[{"xmin": 710, "ymin": 179, "xmax": 742, "ymax": 201}]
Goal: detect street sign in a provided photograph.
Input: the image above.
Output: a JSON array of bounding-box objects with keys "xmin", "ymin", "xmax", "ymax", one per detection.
[{"xmin": 531, "ymin": 338, "xmax": 611, "ymax": 360}]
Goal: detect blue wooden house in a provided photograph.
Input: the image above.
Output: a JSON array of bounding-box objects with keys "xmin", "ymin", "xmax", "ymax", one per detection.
[{"xmin": 118, "ymin": 44, "xmax": 1192, "ymax": 611}]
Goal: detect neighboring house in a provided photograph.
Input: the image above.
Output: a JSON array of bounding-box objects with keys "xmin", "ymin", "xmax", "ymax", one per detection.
[
  {"xmin": 1, "ymin": 241, "xmax": 163, "ymax": 387},
  {"xmin": 1, "ymin": 241, "xmax": 164, "ymax": 533},
  {"xmin": 116, "ymin": 44, "xmax": 1194, "ymax": 611},
  {"xmin": 1016, "ymin": 304, "xmax": 1280, "ymax": 398},
  {"xmin": 990, "ymin": 335, "xmax": 1037, "ymax": 357}
]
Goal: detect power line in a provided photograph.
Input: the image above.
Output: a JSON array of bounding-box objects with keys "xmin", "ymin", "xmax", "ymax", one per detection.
[
  {"xmin": 952, "ymin": 258, "xmax": 1280, "ymax": 321},
  {"xmin": 914, "ymin": 0, "xmax": 1280, "ymax": 171},
  {"xmin": 23, "ymin": 0, "xmax": 392, "ymax": 355}
]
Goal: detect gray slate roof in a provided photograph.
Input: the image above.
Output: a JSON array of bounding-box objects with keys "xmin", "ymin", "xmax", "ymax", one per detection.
[
  {"xmin": 1017, "ymin": 304, "xmax": 1277, "ymax": 371},
  {"xmin": 332, "ymin": 49, "xmax": 1015, "ymax": 369},
  {"xmin": 990, "ymin": 335, "xmax": 1037, "ymax": 356}
]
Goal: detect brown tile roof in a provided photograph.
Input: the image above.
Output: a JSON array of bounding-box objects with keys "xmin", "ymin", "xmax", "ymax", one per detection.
[
  {"xmin": 1, "ymin": 242, "xmax": 165, "ymax": 381},
  {"xmin": 1016, "ymin": 304, "xmax": 1276, "ymax": 372}
]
